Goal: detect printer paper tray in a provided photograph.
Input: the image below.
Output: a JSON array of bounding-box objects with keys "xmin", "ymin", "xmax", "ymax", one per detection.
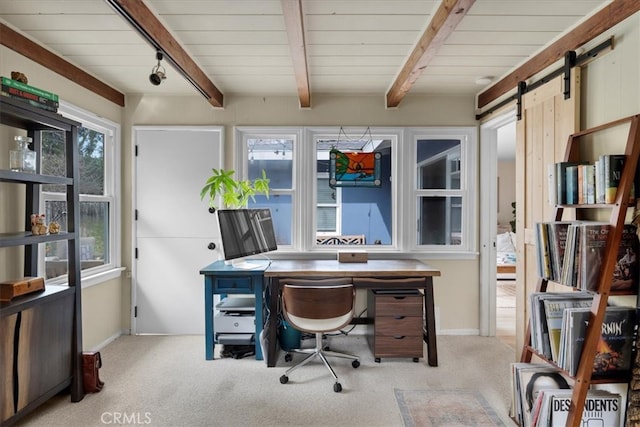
[{"xmin": 217, "ymin": 333, "xmax": 254, "ymax": 345}]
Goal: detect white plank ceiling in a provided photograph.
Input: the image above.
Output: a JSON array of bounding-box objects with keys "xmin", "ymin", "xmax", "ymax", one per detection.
[{"xmin": 0, "ymin": 0, "xmax": 611, "ymax": 103}]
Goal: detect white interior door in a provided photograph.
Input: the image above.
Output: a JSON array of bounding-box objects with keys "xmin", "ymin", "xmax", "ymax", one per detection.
[{"xmin": 133, "ymin": 126, "xmax": 223, "ymax": 334}]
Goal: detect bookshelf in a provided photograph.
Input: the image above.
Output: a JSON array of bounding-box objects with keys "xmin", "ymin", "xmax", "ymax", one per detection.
[
  {"xmin": 0, "ymin": 97, "xmax": 84, "ymax": 425},
  {"xmin": 520, "ymin": 113, "xmax": 640, "ymax": 426}
]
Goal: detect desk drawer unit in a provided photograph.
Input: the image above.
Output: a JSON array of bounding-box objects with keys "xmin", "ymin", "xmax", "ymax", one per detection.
[
  {"xmin": 213, "ymin": 277, "xmax": 253, "ymax": 293},
  {"xmin": 367, "ymin": 290, "xmax": 423, "ymax": 362}
]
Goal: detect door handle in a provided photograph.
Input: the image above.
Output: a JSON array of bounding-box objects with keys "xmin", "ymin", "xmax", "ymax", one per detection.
[{"xmin": 208, "ymin": 242, "xmax": 216, "ymax": 250}]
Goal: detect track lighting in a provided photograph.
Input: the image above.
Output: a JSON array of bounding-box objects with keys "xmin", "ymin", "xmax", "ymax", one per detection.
[{"xmin": 149, "ymin": 51, "xmax": 166, "ymax": 86}]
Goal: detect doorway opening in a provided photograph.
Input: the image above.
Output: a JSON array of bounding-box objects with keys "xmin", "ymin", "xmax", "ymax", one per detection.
[{"xmin": 479, "ymin": 109, "xmax": 516, "ymax": 347}]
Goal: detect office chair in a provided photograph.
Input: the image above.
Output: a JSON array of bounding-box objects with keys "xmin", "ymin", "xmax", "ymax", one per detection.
[{"xmin": 278, "ymin": 277, "xmax": 360, "ymax": 392}]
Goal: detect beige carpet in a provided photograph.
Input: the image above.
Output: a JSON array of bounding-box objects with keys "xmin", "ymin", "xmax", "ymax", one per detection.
[
  {"xmin": 395, "ymin": 389, "xmax": 506, "ymax": 426},
  {"xmin": 15, "ymin": 334, "xmax": 518, "ymax": 427}
]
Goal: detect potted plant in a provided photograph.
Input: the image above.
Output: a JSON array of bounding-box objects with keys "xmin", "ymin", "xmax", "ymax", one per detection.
[{"xmin": 200, "ymin": 168, "xmax": 270, "ymax": 210}]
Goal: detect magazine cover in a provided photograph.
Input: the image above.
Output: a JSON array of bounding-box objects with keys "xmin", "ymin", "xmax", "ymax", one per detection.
[
  {"xmin": 566, "ymin": 306, "xmax": 637, "ymax": 377},
  {"xmin": 541, "ymin": 389, "xmax": 622, "ymax": 427}
]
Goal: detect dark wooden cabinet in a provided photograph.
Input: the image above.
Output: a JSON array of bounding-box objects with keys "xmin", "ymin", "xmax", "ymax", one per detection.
[
  {"xmin": 0, "ymin": 97, "xmax": 84, "ymax": 426},
  {"xmin": 367, "ymin": 290, "xmax": 423, "ymax": 362}
]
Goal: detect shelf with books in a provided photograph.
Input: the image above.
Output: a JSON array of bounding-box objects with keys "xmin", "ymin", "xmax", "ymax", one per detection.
[{"xmin": 519, "ymin": 113, "xmax": 640, "ymax": 427}]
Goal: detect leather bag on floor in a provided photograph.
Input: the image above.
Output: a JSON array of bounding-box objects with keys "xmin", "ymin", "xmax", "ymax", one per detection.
[{"xmin": 82, "ymin": 351, "xmax": 104, "ymax": 393}]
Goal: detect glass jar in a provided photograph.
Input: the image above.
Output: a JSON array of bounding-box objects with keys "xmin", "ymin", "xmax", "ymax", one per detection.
[{"xmin": 10, "ymin": 135, "xmax": 36, "ymax": 173}]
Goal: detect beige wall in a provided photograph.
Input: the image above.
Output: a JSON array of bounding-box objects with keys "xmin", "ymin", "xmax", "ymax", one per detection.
[{"xmin": 497, "ymin": 160, "xmax": 516, "ymax": 228}]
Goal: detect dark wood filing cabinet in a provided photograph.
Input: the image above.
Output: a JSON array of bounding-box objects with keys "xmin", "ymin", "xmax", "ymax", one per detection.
[{"xmin": 367, "ymin": 289, "xmax": 423, "ymax": 362}]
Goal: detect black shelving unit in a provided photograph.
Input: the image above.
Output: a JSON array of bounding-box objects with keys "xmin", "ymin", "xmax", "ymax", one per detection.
[{"xmin": 0, "ymin": 97, "xmax": 85, "ymax": 425}]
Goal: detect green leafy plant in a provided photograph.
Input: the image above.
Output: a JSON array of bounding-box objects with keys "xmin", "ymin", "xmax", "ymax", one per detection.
[{"xmin": 200, "ymin": 168, "xmax": 270, "ymax": 210}]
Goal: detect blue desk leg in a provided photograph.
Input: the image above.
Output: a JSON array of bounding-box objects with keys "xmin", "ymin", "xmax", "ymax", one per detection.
[
  {"xmin": 204, "ymin": 278, "xmax": 214, "ymax": 360},
  {"xmin": 254, "ymin": 280, "xmax": 264, "ymax": 361}
]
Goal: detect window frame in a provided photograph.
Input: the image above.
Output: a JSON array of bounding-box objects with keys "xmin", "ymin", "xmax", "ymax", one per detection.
[
  {"xmin": 406, "ymin": 127, "xmax": 477, "ymax": 254},
  {"xmin": 40, "ymin": 101, "xmax": 122, "ymax": 287},
  {"xmin": 234, "ymin": 126, "xmax": 477, "ymax": 258}
]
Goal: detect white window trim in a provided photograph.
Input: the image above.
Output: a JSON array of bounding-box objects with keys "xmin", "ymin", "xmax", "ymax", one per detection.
[
  {"xmin": 234, "ymin": 126, "xmax": 477, "ymax": 259},
  {"xmin": 316, "ymin": 173, "xmax": 341, "ymax": 236},
  {"xmin": 41, "ymin": 100, "xmax": 123, "ymax": 288},
  {"xmin": 406, "ymin": 127, "xmax": 477, "ymax": 255},
  {"xmin": 234, "ymin": 127, "xmax": 303, "ymax": 250}
]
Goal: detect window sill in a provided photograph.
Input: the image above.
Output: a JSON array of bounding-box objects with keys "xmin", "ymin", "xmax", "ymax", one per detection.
[
  {"xmin": 82, "ymin": 267, "xmax": 126, "ymax": 289},
  {"xmin": 46, "ymin": 267, "xmax": 126, "ymax": 289}
]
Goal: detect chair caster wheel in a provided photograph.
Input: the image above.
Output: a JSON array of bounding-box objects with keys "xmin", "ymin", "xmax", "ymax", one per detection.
[
  {"xmin": 280, "ymin": 375, "xmax": 289, "ymax": 384},
  {"xmin": 333, "ymin": 382, "xmax": 342, "ymax": 392},
  {"xmin": 375, "ymin": 358, "xmax": 381, "ymax": 363},
  {"xmin": 413, "ymin": 358, "xmax": 419, "ymax": 363},
  {"xmin": 284, "ymin": 353, "xmax": 292, "ymax": 362},
  {"xmin": 352, "ymin": 360, "xmax": 360, "ymax": 368}
]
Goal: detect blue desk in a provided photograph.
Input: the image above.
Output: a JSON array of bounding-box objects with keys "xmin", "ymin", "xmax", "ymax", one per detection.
[{"xmin": 199, "ymin": 260, "xmax": 269, "ymax": 360}]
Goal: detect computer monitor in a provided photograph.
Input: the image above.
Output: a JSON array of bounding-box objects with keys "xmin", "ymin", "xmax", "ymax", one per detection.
[{"xmin": 217, "ymin": 208, "xmax": 277, "ymax": 269}]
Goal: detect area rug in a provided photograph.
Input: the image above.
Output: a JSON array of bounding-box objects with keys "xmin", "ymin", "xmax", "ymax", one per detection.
[{"xmin": 395, "ymin": 389, "xmax": 506, "ymax": 426}]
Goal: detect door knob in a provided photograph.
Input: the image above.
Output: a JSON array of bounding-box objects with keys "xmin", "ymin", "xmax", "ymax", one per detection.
[{"xmin": 208, "ymin": 242, "xmax": 216, "ymax": 250}]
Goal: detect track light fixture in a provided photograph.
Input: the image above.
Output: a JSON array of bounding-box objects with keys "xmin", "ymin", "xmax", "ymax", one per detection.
[{"xmin": 149, "ymin": 50, "xmax": 166, "ymax": 86}]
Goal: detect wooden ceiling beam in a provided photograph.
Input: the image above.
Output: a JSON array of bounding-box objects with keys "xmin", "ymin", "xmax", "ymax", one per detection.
[
  {"xmin": 0, "ymin": 23, "xmax": 125, "ymax": 107},
  {"xmin": 281, "ymin": 0, "xmax": 311, "ymax": 108},
  {"xmin": 107, "ymin": 0, "xmax": 224, "ymax": 108},
  {"xmin": 386, "ymin": 0, "xmax": 476, "ymax": 108},
  {"xmin": 478, "ymin": 0, "xmax": 640, "ymax": 109}
]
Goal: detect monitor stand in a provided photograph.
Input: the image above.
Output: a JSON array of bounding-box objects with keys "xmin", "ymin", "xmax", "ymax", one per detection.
[{"xmin": 225, "ymin": 258, "xmax": 262, "ymax": 270}]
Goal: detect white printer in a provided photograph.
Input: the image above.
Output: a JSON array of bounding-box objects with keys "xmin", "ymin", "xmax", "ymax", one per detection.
[{"xmin": 215, "ymin": 296, "xmax": 255, "ymax": 345}]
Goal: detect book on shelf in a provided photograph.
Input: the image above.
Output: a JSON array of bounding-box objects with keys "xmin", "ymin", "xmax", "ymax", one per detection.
[
  {"xmin": 577, "ymin": 222, "xmax": 638, "ymax": 292},
  {"xmin": 540, "ymin": 293, "xmax": 594, "ymax": 362},
  {"xmin": 1, "ymin": 76, "xmax": 59, "ymax": 102},
  {"xmin": 532, "ymin": 389, "xmax": 622, "ymax": 427},
  {"xmin": 604, "ymin": 154, "xmax": 625, "ymax": 204},
  {"xmin": 578, "ymin": 222, "xmax": 610, "ymax": 291},
  {"xmin": 1, "ymin": 84, "xmax": 59, "ymax": 108},
  {"xmin": 511, "ymin": 363, "xmax": 572, "ymax": 427},
  {"xmin": 528, "ymin": 291, "xmax": 592, "ymax": 360},
  {"xmin": 555, "ymin": 162, "xmax": 581, "ymax": 204},
  {"xmin": 565, "ymin": 165, "xmax": 579, "ymax": 205},
  {"xmin": 560, "ymin": 306, "xmax": 637, "ymax": 377},
  {"xmin": 0, "ymin": 91, "xmax": 58, "ymax": 112},
  {"xmin": 535, "ymin": 223, "xmax": 552, "ymax": 280},
  {"xmin": 547, "ymin": 221, "xmax": 578, "ymax": 282}
]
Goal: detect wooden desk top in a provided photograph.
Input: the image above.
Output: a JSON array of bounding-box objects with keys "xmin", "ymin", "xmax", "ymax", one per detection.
[{"xmin": 264, "ymin": 259, "xmax": 440, "ymax": 278}]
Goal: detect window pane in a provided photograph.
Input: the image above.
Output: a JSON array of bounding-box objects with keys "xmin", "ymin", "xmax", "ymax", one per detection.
[
  {"xmin": 417, "ymin": 140, "xmax": 461, "ymax": 190},
  {"xmin": 247, "ymin": 138, "xmax": 293, "ymax": 189},
  {"xmin": 249, "ymin": 194, "xmax": 291, "ymax": 246},
  {"xmin": 41, "ymin": 127, "xmax": 105, "ymax": 195},
  {"xmin": 417, "ymin": 196, "xmax": 462, "ymax": 245},
  {"xmin": 41, "ymin": 130, "xmax": 66, "ymax": 192},
  {"xmin": 77, "ymin": 127, "xmax": 105, "ymax": 195},
  {"xmin": 317, "ymin": 178, "xmax": 335, "ymax": 204},
  {"xmin": 315, "ymin": 136, "xmax": 393, "ymax": 245},
  {"xmin": 44, "ymin": 200, "xmax": 109, "ymax": 279},
  {"xmin": 317, "ymin": 207, "xmax": 336, "ymax": 232}
]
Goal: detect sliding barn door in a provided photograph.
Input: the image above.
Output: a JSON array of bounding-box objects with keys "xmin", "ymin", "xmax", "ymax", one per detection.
[{"xmin": 515, "ymin": 69, "xmax": 580, "ymax": 350}]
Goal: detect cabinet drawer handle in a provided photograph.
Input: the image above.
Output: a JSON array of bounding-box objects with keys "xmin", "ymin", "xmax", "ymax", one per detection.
[
  {"xmin": 393, "ymin": 315, "xmax": 406, "ymax": 320},
  {"xmin": 393, "ymin": 336, "xmax": 406, "ymax": 340},
  {"xmin": 393, "ymin": 296, "xmax": 406, "ymax": 300}
]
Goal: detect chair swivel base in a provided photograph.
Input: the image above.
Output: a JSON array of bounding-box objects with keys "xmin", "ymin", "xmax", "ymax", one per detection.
[{"xmin": 279, "ymin": 332, "xmax": 360, "ymax": 392}]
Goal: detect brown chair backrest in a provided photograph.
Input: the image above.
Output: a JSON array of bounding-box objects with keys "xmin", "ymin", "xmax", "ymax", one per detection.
[{"xmin": 281, "ymin": 277, "xmax": 354, "ymax": 321}]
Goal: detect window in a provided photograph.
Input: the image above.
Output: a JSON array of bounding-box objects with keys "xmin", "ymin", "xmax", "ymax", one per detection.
[
  {"xmin": 40, "ymin": 102, "xmax": 121, "ymax": 286},
  {"xmin": 235, "ymin": 126, "xmax": 476, "ymax": 256},
  {"xmin": 236, "ymin": 128, "xmax": 301, "ymax": 248}
]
